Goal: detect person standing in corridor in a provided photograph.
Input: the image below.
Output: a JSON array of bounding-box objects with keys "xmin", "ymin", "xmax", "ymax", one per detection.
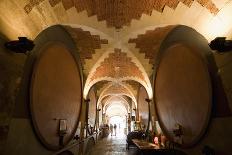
[
  {"xmin": 110, "ymin": 124, "xmax": 113, "ymax": 136},
  {"xmin": 114, "ymin": 124, "xmax": 117, "ymax": 136}
]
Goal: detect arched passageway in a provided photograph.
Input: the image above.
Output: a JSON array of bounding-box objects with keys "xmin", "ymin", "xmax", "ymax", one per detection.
[{"xmin": 1, "ymin": 1, "xmax": 232, "ymax": 155}]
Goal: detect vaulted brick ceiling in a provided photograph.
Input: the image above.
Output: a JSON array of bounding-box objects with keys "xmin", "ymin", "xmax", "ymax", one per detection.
[
  {"xmin": 98, "ymin": 84, "xmax": 136, "ymax": 109},
  {"xmin": 89, "ymin": 48, "xmax": 145, "ymax": 83},
  {"xmin": 125, "ymin": 80, "xmax": 141, "ymax": 92},
  {"xmin": 103, "ymin": 96, "xmax": 130, "ymax": 112},
  {"xmin": 101, "ymin": 83, "xmax": 131, "ymax": 97},
  {"xmin": 25, "ymin": 0, "xmax": 218, "ymax": 28},
  {"xmin": 128, "ymin": 25, "xmax": 175, "ymax": 64},
  {"xmin": 94, "ymin": 80, "xmax": 110, "ymax": 93},
  {"xmin": 65, "ymin": 26, "xmax": 108, "ymax": 65}
]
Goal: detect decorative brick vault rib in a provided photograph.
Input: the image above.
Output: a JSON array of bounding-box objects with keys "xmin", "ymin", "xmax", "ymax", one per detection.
[
  {"xmin": 125, "ymin": 80, "xmax": 141, "ymax": 92},
  {"xmin": 89, "ymin": 48, "xmax": 145, "ymax": 83},
  {"xmin": 25, "ymin": 0, "xmax": 219, "ymax": 28},
  {"xmin": 128, "ymin": 25, "xmax": 175, "ymax": 64},
  {"xmin": 102, "ymin": 84, "xmax": 131, "ymax": 97},
  {"xmin": 103, "ymin": 96, "xmax": 130, "ymax": 113},
  {"xmin": 94, "ymin": 80, "xmax": 109, "ymax": 95},
  {"xmin": 97, "ymin": 83, "xmax": 137, "ymax": 108},
  {"xmin": 65, "ymin": 26, "xmax": 108, "ymax": 65},
  {"xmin": 98, "ymin": 92, "xmax": 136, "ymax": 108}
]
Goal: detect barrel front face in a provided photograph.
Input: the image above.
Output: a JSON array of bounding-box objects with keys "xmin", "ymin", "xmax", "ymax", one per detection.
[
  {"xmin": 31, "ymin": 43, "xmax": 82, "ymax": 150},
  {"xmin": 155, "ymin": 43, "xmax": 211, "ymax": 147}
]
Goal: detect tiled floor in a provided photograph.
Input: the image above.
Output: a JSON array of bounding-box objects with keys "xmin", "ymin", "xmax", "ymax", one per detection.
[
  {"xmin": 88, "ymin": 131, "xmax": 188, "ymax": 155},
  {"xmin": 89, "ymin": 131, "xmax": 138, "ymax": 155}
]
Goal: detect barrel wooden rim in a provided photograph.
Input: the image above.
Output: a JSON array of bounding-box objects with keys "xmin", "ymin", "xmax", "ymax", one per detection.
[
  {"xmin": 30, "ymin": 42, "xmax": 83, "ymax": 150},
  {"xmin": 154, "ymin": 43, "xmax": 212, "ymax": 148}
]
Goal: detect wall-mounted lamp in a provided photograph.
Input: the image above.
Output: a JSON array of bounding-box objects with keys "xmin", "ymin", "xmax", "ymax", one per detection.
[
  {"xmin": 209, "ymin": 37, "xmax": 232, "ymax": 52},
  {"xmin": 4, "ymin": 37, "xmax": 34, "ymax": 54},
  {"xmin": 145, "ymin": 98, "xmax": 151, "ymax": 103}
]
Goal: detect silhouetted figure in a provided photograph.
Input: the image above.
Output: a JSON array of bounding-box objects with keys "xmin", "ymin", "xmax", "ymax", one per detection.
[
  {"xmin": 5, "ymin": 37, "xmax": 34, "ymax": 53},
  {"xmin": 114, "ymin": 124, "xmax": 117, "ymax": 136},
  {"xmin": 110, "ymin": 124, "xmax": 113, "ymax": 136},
  {"xmin": 209, "ymin": 37, "xmax": 232, "ymax": 52}
]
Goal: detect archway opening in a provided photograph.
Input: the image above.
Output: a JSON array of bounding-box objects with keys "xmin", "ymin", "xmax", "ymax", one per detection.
[
  {"xmin": 105, "ymin": 102, "xmax": 128, "ymax": 135},
  {"xmin": 109, "ymin": 115, "xmax": 126, "ymax": 134}
]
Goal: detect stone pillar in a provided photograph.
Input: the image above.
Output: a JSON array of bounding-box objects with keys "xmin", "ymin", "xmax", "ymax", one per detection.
[
  {"xmin": 84, "ymin": 99, "xmax": 90, "ymax": 137},
  {"xmin": 145, "ymin": 98, "xmax": 151, "ymax": 133},
  {"xmin": 127, "ymin": 113, "xmax": 131, "ymax": 132}
]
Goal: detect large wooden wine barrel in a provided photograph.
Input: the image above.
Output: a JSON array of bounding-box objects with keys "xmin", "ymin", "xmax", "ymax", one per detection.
[
  {"xmin": 154, "ymin": 26, "xmax": 212, "ymax": 147},
  {"xmin": 30, "ymin": 42, "xmax": 82, "ymax": 150}
]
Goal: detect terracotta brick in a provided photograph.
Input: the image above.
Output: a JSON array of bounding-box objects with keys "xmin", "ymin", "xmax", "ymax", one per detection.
[
  {"xmin": 24, "ymin": 0, "xmax": 219, "ymax": 27},
  {"xmin": 62, "ymin": 0, "xmax": 74, "ymax": 10},
  {"xmin": 49, "ymin": 0, "xmax": 61, "ymax": 7},
  {"xmin": 128, "ymin": 25, "xmax": 175, "ymax": 64},
  {"xmin": 126, "ymin": 80, "xmax": 141, "ymax": 91},
  {"xmin": 103, "ymin": 84, "xmax": 131, "ymax": 96},
  {"xmin": 90, "ymin": 49, "xmax": 145, "ymax": 83},
  {"xmin": 65, "ymin": 26, "xmax": 108, "ymax": 65}
]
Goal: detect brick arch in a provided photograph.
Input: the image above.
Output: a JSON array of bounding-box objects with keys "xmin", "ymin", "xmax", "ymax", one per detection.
[
  {"xmin": 97, "ymin": 82, "xmax": 137, "ymax": 108},
  {"xmin": 84, "ymin": 48, "xmax": 153, "ymax": 99},
  {"xmin": 89, "ymin": 49, "xmax": 145, "ymax": 81},
  {"xmin": 103, "ymin": 96, "xmax": 130, "ymax": 114}
]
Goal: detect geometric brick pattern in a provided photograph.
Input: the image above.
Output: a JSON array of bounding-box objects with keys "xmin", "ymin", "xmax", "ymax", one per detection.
[
  {"xmin": 104, "ymin": 96, "xmax": 129, "ymax": 108},
  {"xmin": 90, "ymin": 48, "xmax": 145, "ymax": 83},
  {"xmin": 24, "ymin": 0, "xmax": 219, "ymax": 28},
  {"xmin": 102, "ymin": 84, "xmax": 131, "ymax": 97},
  {"xmin": 128, "ymin": 25, "xmax": 175, "ymax": 64},
  {"xmin": 65, "ymin": 26, "xmax": 108, "ymax": 65}
]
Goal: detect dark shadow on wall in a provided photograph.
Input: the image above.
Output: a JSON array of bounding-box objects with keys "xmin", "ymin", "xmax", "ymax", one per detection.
[{"xmin": 0, "ymin": 33, "xmax": 27, "ymax": 154}]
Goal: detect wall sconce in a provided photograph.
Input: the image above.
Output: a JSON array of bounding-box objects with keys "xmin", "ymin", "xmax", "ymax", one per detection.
[
  {"xmin": 173, "ymin": 123, "xmax": 183, "ymax": 137},
  {"xmin": 145, "ymin": 98, "xmax": 151, "ymax": 103},
  {"xmin": 209, "ymin": 37, "xmax": 232, "ymax": 52},
  {"xmin": 4, "ymin": 37, "xmax": 34, "ymax": 54}
]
